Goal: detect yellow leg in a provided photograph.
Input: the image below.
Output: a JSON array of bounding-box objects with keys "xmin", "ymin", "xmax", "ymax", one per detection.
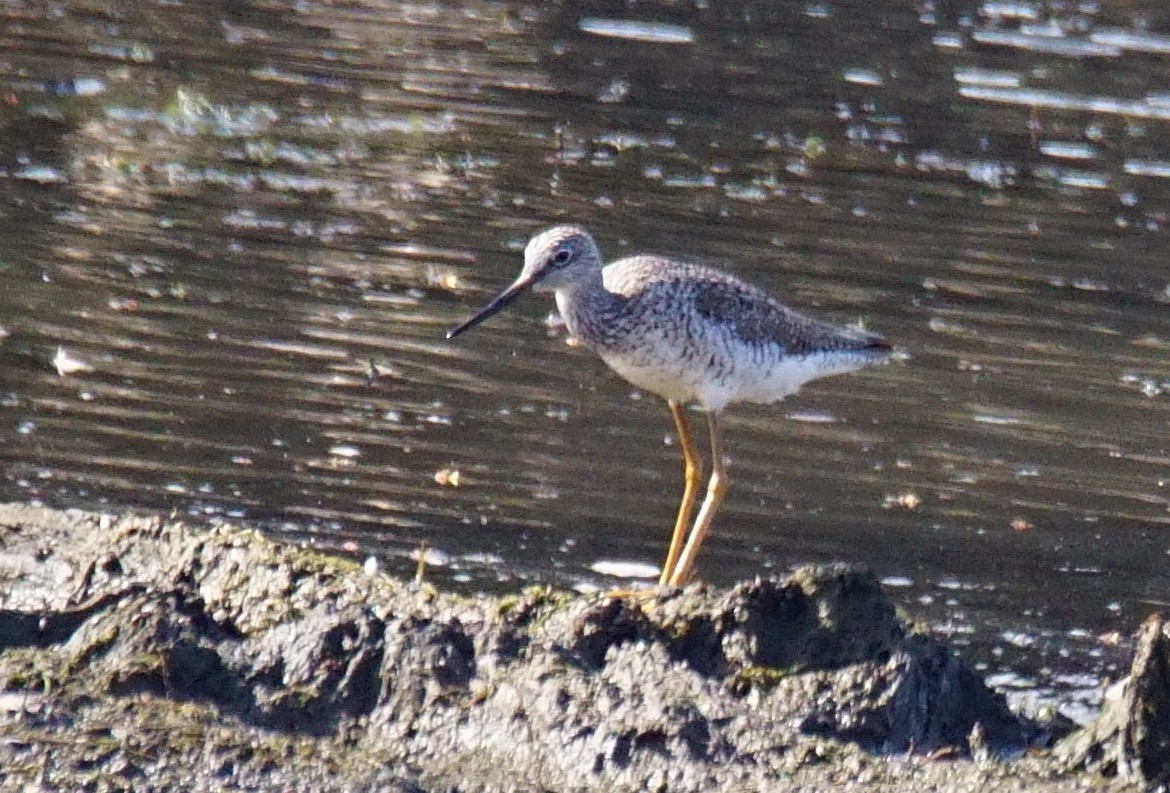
[
  {"xmin": 659, "ymin": 401, "xmax": 704, "ymax": 585},
  {"xmin": 667, "ymin": 411, "xmax": 728, "ymax": 587}
]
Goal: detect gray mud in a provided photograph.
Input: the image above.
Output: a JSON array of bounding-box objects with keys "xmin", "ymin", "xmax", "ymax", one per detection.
[{"xmin": 0, "ymin": 504, "xmax": 1154, "ymax": 791}]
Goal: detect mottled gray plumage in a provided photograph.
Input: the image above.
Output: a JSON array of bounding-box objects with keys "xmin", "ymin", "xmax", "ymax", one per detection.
[
  {"xmin": 447, "ymin": 225, "xmax": 891, "ymax": 586},
  {"xmin": 522, "ymin": 226, "xmax": 890, "ymax": 412}
]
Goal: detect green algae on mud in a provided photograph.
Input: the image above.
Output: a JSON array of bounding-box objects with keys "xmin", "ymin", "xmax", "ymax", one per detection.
[{"xmin": 0, "ymin": 503, "xmax": 1151, "ymax": 791}]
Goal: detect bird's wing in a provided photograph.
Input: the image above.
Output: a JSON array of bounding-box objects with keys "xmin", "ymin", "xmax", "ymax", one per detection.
[{"xmin": 688, "ymin": 276, "xmax": 882, "ymax": 355}]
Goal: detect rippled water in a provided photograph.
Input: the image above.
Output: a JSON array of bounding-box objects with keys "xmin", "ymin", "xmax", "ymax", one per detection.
[{"xmin": 3, "ymin": 0, "xmax": 1170, "ymax": 717}]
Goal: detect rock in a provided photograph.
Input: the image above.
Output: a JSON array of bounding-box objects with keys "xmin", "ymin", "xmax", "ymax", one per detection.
[{"xmin": 1055, "ymin": 613, "xmax": 1170, "ymax": 785}]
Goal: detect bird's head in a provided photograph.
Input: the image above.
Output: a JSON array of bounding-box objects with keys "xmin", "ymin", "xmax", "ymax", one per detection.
[{"xmin": 447, "ymin": 225, "xmax": 600, "ymax": 339}]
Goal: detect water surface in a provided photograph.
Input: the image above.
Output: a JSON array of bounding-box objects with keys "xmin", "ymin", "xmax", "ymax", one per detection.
[{"xmin": 3, "ymin": 0, "xmax": 1170, "ymax": 718}]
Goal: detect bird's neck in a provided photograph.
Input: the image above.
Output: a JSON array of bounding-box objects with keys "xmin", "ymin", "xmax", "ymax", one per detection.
[{"xmin": 554, "ymin": 274, "xmax": 624, "ymax": 348}]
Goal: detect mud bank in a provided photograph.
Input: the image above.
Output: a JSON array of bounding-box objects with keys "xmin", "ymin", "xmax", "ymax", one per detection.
[{"xmin": 0, "ymin": 504, "xmax": 1161, "ymax": 791}]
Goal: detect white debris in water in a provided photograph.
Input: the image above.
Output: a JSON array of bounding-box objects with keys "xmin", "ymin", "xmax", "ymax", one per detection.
[
  {"xmin": 579, "ymin": 18, "xmax": 694, "ymax": 44},
  {"xmin": 972, "ymin": 413, "xmax": 1022, "ymax": 425},
  {"xmin": 842, "ymin": 67, "xmax": 884, "ymax": 86},
  {"xmin": 589, "ymin": 559, "xmax": 660, "ymax": 579},
  {"xmin": 785, "ymin": 410, "xmax": 839, "ymax": 424},
  {"xmin": 328, "ymin": 444, "xmax": 361, "ymax": 458},
  {"xmin": 1038, "ymin": 141, "xmax": 1098, "ymax": 160},
  {"xmin": 932, "ymin": 32, "xmax": 965, "ymax": 49},
  {"xmin": 953, "ymin": 67, "xmax": 1021, "ymax": 87},
  {"xmin": 53, "ymin": 347, "xmax": 94, "ymax": 376},
  {"xmin": 14, "ymin": 166, "xmax": 67, "ymax": 184}
]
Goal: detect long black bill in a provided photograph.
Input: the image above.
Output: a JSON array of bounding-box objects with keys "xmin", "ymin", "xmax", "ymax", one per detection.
[{"xmin": 446, "ymin": 275, "xmax": 538, "ymax": 339}]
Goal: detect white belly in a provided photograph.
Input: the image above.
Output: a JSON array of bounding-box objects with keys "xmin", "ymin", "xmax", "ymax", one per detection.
[
  {"xmin": 600, "ymin": 348, "xmax": 875, "ymax": 413},
  {"xmin": 601, "ymin": 354, "xmax": 704, "ymax": 405}
]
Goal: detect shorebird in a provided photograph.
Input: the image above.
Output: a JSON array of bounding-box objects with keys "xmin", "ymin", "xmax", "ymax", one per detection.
[{"xmin": 448, "ymin": 226, "xmax": 890, "ymax": 586}]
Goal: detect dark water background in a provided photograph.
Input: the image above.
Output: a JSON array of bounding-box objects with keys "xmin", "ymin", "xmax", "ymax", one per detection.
[{"xmin": 4, "ymin": 0, "xmax": 1170, "ymax": 719}]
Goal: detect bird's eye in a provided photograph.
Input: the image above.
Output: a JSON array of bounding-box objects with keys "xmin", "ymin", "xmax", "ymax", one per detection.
[{"xmin": 553, "ymin": 249, "xmax": 572, "ymax": 265}]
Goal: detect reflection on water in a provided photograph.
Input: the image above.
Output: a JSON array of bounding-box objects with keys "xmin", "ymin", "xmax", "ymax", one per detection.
[{"xmin": 3, "ymin": 0, "xmax": 1170, "ymax": 717}]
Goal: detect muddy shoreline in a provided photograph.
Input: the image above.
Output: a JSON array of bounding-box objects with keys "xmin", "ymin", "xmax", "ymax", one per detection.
[{"xmin": 0, "ymin": 503, "xmax": 1161, "ymax": 791}]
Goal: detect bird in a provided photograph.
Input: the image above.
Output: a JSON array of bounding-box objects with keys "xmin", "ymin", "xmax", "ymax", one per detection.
[{"xmin": 447, "ymin": 225, "xmax": 891, "ymax": 586}]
